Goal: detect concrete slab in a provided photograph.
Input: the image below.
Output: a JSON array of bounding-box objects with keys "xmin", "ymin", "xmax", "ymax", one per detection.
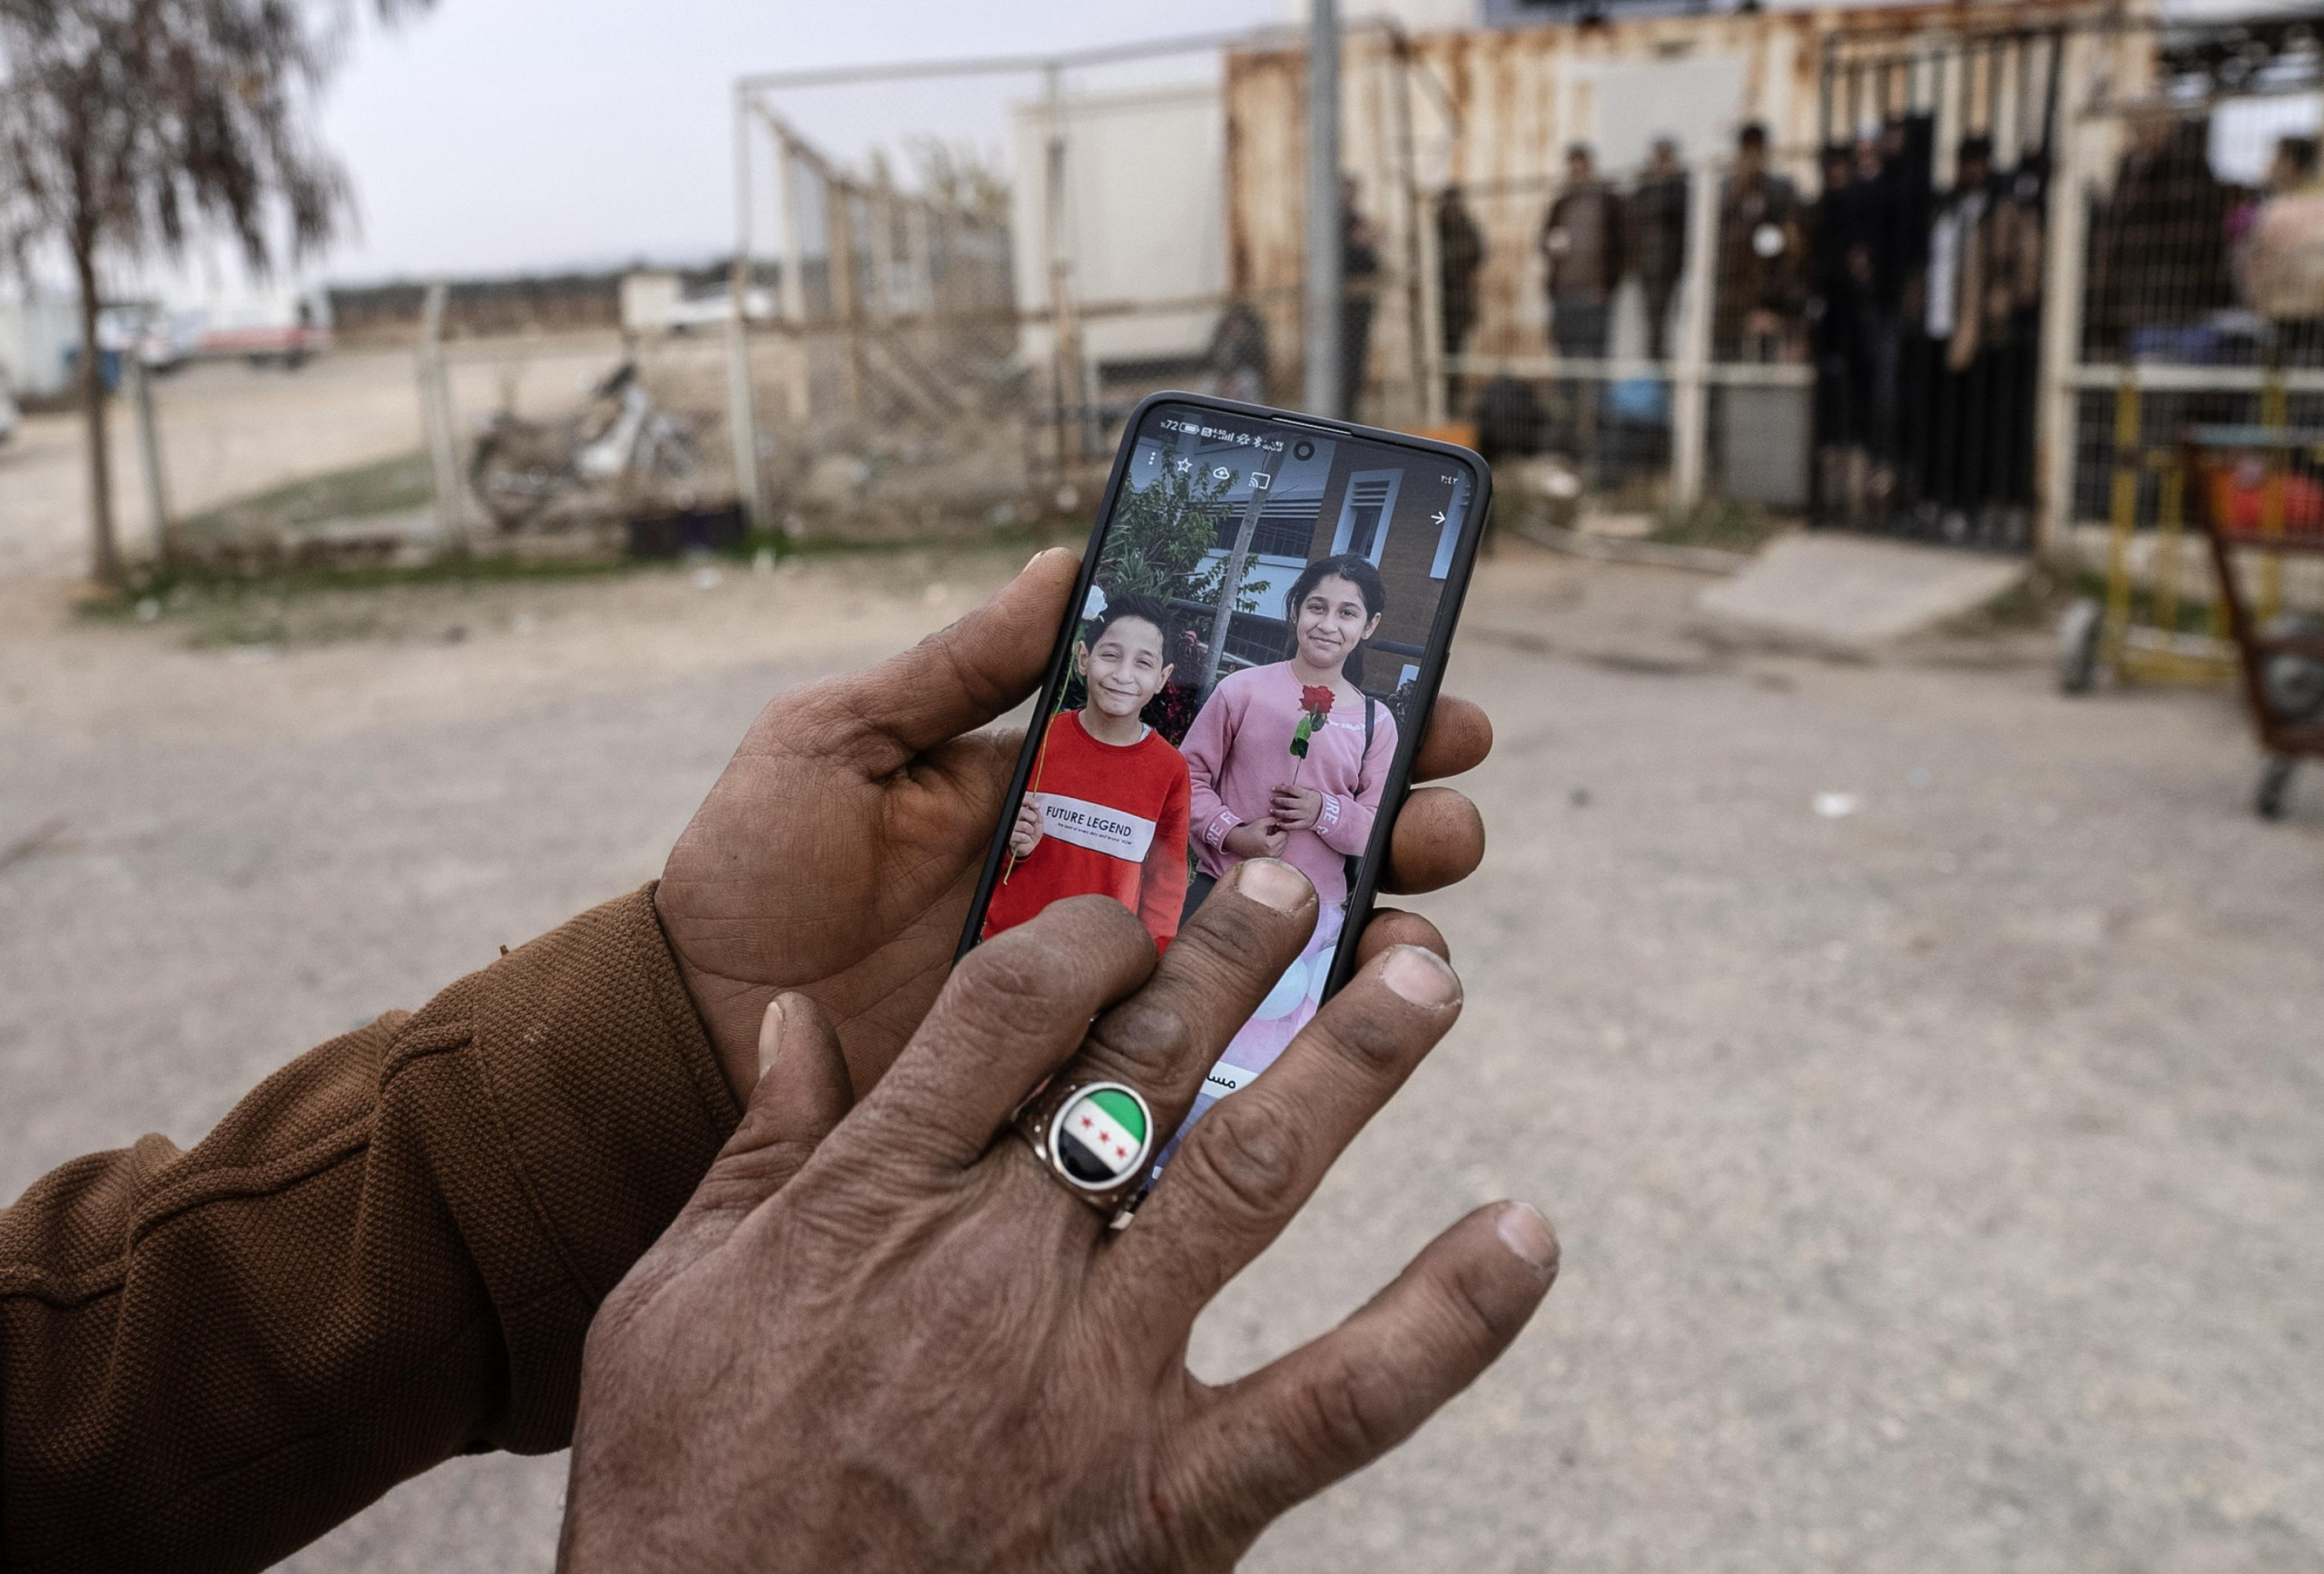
[{"xmin": 1696, "ymin": 531, "xmax": 2025, "ymax": 654}]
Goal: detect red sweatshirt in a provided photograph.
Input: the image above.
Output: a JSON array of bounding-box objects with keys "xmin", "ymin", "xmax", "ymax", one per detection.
[{"xmin": 982, "ymin": 710, "xmax": 1192, "ymax": 951}]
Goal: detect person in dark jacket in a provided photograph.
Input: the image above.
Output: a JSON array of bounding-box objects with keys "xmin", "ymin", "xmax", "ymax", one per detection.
[
  {"xmin": 1918, "ymin": 135, "xmax": 2043, "ymax": 532},
  {"xmin": 1809, "ymin": 143, "xmax": 1873, "ymax": 517},
  {"xmin": 1630, "ymin": 137, "xmax": 1689, "ymax": 363},
  {"xmin": 2089, "ymin": 110, "xmax": 2234, "ymax": 355},
  {"xmin": 1541, "ymin": 143, "xmax": 1627, "ymax": 448},
  {"xmin": 1541, "ymin": 143, "xmax": 1628, "ymax": 361},
  {"xmin": 1713, "ymin": 122, "xmax": 1806, "ymax": 359},
  {"xmin": 1435, "ymin": 184, "xmax": 1487, "ymax": 410}
]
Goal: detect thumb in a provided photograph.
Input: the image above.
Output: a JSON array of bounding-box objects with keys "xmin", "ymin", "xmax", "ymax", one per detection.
[{"xmin": 656, "ymin": 994, "xmax": 855, "ymax": 1264}]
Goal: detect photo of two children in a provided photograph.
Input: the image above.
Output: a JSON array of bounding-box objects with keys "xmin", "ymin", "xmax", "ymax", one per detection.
[{"xmin": 980, "ymin": 410, "xmax": 1470, "ymax": 1140}]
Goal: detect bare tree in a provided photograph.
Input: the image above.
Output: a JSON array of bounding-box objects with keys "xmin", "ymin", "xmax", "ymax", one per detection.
[{"xmin": 0, "ymin": 0, "xmax": 430, "ymax": 584}]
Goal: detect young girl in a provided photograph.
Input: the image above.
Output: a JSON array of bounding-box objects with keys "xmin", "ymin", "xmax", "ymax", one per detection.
[
  {"xmin": 1174, "ymin": 553, "xmax": 1398, "ymax": 1126},
  {"xmin": 980, "ymin": 594, "xmax": 1192, "ymax": 953}
]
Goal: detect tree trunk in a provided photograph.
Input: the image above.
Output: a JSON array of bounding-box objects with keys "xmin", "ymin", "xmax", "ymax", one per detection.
[{"xmin": 74, "ymin": 236, "xmax": 119, "ymax": 586}]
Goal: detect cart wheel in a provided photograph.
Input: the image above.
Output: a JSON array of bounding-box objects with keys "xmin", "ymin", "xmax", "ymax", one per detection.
[
  {"xmin": 2256, "ymin": 756, "xmax": 2296, "ymax": 821},
  {"xmin": 2057, "ymin": 597, "xmax": 2103, "ymax": 694}
]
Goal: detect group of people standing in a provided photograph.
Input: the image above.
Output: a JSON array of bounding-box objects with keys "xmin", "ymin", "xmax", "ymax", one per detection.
[
  {"xmin": 1434, "ymin": 115, "xmax": 2050, "ymax": 537},
  {"xmin": 1808, "ymin": 120, "xmax": 2045, "ymax": 536},
  {"xmin": 1432, "ymin": 122, "xmax": 1812, "ymax": 379}
]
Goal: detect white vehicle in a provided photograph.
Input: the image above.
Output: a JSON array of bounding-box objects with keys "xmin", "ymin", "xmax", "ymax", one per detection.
[
  {"xmin": 196, "ymin": 284, "xmax": 331, "ymax": 369},
  {"xmin": 103, "ymin": 282, "xmax": 333, "ymax": 372}
]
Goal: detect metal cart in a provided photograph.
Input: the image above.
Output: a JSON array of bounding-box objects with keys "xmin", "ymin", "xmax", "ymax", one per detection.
[
  {"xmin": 2058, "ymin": 378, "xmax": 2239, "ymax": 694},
  {"xmin": 2184, "ymin": 425, "xmax": 2324, "ymax": 819}
]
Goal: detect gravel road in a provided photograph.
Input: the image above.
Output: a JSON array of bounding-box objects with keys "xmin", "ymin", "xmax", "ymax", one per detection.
[{"xmin": 3, "ymin": 544, "xmax": 2317, "ymax": 1571}]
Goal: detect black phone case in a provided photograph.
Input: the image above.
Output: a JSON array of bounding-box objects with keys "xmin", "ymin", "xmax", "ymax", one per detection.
[{"xmin": 952, "ymin": 389, "xmax": 1493, "ymax": 1008}]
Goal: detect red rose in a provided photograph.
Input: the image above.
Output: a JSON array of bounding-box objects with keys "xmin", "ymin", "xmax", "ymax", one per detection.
[{"xmin": 1298, "ymin": 684, "xmax": 1334, "ymax": 720}]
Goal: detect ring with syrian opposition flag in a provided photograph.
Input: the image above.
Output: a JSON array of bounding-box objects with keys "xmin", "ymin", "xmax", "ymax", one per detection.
[{"xmin": 1015, "ymin": 1077, "xmax": 1156, "ymax": 1214}]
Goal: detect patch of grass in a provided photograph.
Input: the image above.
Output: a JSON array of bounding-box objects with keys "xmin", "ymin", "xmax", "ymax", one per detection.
[
  {"xmin": 78, "ymin": 551, "xmax": 635, "ymax": 625},
  {"xmin": 179, "ymin": 451, "xmax": 436, "ymax": 538},
  {"xmin": 1939, "ymin": 563, "xmax": 2074, "ymax": 638},
  {"xmin": 1650, "ymin": 495, "xmax": 1787, "ymax": 553},
  {"xmin": 2061, "ymin": 568, "xmax": 2228, "ymax": 637},
  {"xmin": 745, "ymin": 519, "xmax": 1072, "ymax": 563},
  {"xmin": 76, "ymin": 519, "xmax": 1088, "ymax": 639}
]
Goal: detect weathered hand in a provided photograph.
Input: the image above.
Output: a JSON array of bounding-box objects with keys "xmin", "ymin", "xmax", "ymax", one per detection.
[
  {"xmin": 1009, "ymin": 795, "xmax": 1044, "ymax": 859},
  {"xmin": 560, "ymin": 861, "xmax": 1558, "ymax": 1574},
  {"xmin": 656, "ymin": 550, "xmax": 1493, "ymax": 1100},
  {"xmin": 1269, "ymin": 783, "xmax": 1325, "ymax": 831}
]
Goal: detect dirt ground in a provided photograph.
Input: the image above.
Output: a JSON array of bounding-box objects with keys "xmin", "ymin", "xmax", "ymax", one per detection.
[{"xmin": 3, "ymin": 535, "xmax": 2318, "ymax": 1572}]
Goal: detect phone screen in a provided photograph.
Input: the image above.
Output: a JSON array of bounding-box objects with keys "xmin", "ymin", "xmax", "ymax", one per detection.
[{"xmin": 960, "ymin": 395, "xmax": 1487, "ymax": 1187}]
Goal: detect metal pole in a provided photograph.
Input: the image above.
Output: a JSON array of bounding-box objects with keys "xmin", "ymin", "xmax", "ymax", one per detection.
[
  {"xmin": 2033, "ymin": 31, "xmax": 2087, "ymax": 561},
  {"xmin": 1390, "ymin": 34, "xmax": 1436, "ymax": 429},
  {"xmin": 419, "ymin": 282, "xmax": 469, "ymax": 556},
  {"xmin": 772, "ymin": 114, "xmax": 813, "ymax": 427},
  {"xmin": 1043, "ymin": 63, "xmax": 1083, "ymax": 467},
  {"xmin": 127, "ymin": 349, "xmax": 172, "ymax": 563},
  {"xmin": 1305, "ymin": 0, "xmax": 1343, "ymax": 418},
  {"xmin": 727, "ymin": 85, "xmax": 766, "ymax": 529},
  {"xmin": 1670, "ymin": 151, "xmax": 1719, "ymax": 507},
  {"xmin": 830, "ymin": 178, "xmax": 866, "ymax": 416},
  {"xmin": 1415, "ymin": 174, "xmax": 1449, "ymax": 428}
]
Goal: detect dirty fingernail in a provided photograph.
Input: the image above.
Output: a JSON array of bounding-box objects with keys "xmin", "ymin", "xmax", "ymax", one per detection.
[
  {"xmin": 756, "ymin": 997, "xmax": 790, "ymax": 1084},
  {"xmin": 1237, "ymin": 857, "xmax": 1313, "ymax": 911},
  {"xmin": 1381, "ymin": 944, "xmax": 1461, "ymax": 1006},
  {"xmin": 1495, "ymin": 1203, "xmax": 1560, "ymax": 1278}
]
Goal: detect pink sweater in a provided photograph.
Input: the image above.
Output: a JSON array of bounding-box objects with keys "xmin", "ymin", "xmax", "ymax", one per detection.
[{"xmin": 1182, "ymin": 662, "xmax": 1399, "ymax": 905}]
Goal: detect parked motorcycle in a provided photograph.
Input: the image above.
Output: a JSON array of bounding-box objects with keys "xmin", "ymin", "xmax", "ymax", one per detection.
[{"xmin": 468, "ymin": 361, "xmax": 699, "ymax": 529}]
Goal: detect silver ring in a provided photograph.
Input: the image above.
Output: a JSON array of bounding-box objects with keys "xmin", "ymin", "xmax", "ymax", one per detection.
[{"xmin": 1016, "ymin": 1078, "xmax": 1156, "ymax": 1213}]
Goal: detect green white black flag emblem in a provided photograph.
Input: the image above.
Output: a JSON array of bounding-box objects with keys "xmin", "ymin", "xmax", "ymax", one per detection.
[{"xmin": 1049, "ymin": 1084, "xmax": 1152, "ymax": 1188}]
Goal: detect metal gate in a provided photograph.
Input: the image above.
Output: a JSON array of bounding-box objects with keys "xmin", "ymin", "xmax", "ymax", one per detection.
[{"xmin": 1810, "ymin": 26, "xmax": 2067, "ymax": 549}]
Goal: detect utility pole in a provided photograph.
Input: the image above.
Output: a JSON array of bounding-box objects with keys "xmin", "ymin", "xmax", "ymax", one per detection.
[
  {"xmin": 1043, "ymin": 62, "xmax": 1084, "ymax": 470},
  {"xmin": 419, "ymin": 282, "xmax": 470, "ymax": 556},
  {"xmin": 126, "ymin": 348, "xmax": 172, "ymax": 565},
  {"xmin": 1304, "ymin": 0, "xmax": 1343, "ymax": 419},
  {"xmin": 727, "ymin": 84, "xmax": 766, "ymax": 529}
]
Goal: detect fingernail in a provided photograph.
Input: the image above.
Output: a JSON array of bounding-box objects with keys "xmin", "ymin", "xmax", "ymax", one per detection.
[
  {"xmin": 1237, "ymin": 857, "xmax": 1313, "ymax": 911},
  {"xmin": 1495, "ymin": 1203, "xmax": 1560, "ymax": 1278},
  {"xmin": 756, "ymin": 997, "xmax": 789, "ymax": 1083},
  {"xmin": 1381, "ymin": 944, "xmax": 1461, "ymax": 1007}
]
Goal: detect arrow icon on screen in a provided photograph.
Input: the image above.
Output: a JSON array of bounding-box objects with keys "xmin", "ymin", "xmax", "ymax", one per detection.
[{"xmin": 1431, "ymin": 510, "xmax": 1447, "ymax": 524}]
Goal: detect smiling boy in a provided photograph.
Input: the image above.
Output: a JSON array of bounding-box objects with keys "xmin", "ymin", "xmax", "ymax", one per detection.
[{"xmin": 980, "ymin": 593, "xmax": 1193, "ymax": 952}]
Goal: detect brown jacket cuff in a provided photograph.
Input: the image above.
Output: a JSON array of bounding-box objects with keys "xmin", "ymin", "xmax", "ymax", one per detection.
[
  {"xmin": 1, "ymin": 882, "xmax": 740, "ymax": 1572},
  {"xmin": 395, "ymin": 882, "xmax": 741, "ymax": 1452}
]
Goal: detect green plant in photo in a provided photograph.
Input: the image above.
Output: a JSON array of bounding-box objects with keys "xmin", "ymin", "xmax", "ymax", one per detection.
[{"xmin": 1097, "ymin": 461, "xmax": 1259, "ymax": 614}]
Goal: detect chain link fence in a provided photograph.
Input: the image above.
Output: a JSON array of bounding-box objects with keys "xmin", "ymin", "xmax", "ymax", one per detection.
[
  {"xmin": 2055, "ymin": 15, "xmax": 2324, "ymax": 615},
  {"xmin": 719, "ymin": 33, "xmax": 1283, "ymax": 546},
  {"xmin": 110, "ymin": 8, "xmax": 2324, "ymax": 592}
]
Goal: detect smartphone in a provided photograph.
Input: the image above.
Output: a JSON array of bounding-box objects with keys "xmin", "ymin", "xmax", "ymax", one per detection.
[{"xmin": 956, "ymin": 390, "xmax": 1491, "ymax": 1189}]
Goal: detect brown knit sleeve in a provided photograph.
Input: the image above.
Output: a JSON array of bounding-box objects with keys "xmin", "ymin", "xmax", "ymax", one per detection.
[{"xmin": 0, "ymin": 885, "xmax": 740, "ymax": 1574}]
